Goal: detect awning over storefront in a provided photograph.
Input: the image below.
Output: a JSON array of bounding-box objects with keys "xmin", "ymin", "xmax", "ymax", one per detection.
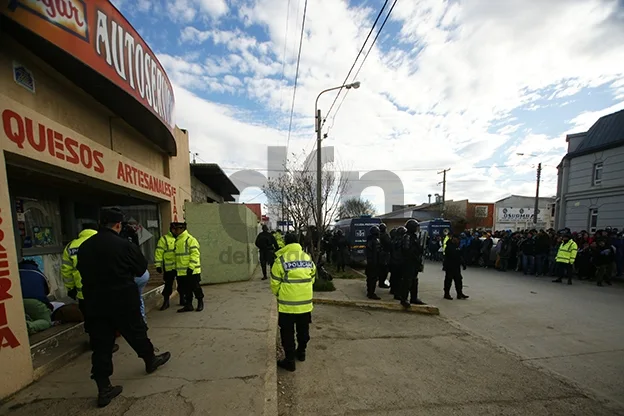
[{"xmin": 190, "ymin": 163, "xmax": 239, "ymax": 202}]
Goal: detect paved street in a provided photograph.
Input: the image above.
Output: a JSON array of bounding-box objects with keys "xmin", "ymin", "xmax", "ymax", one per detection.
[
  {"xmin": 417, "ymin": 262, "xmax": 624, "ymax": 410},
  {"xmin": 278, "ymin": 304, "xmax": 621, "ymax": 416}
]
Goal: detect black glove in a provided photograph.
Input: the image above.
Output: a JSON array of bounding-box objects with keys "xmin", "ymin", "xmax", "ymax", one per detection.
[
  {"xmin": 156, "ymin": 267, "xmax": 163, "ymax": 274},
  {"xmin": 187, "ymin": 268, "xmax": 194, "ymax": 276},
  {"xmin": 462, "ymin": 265, "xmax": 467, "ymax": 271},
  {"xmin": 68, "ymin": 288, "xmax": 78, "ymax": 300}
]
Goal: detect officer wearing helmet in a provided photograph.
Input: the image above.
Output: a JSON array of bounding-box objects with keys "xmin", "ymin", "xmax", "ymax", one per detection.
[
  {"xmin": 378, "ymin": 223, "xmax": 392, "ymax": 289},
  {"xmin": 400, "ymin": 219, "xmax": 425, "ymax": 308},
  {"xmin": 365, "ymin": 226, "xmax": 382, "ymax": 299},
  {"xmin": 389, "ymin": 226, "xmax": 406, "ymax": 298}
]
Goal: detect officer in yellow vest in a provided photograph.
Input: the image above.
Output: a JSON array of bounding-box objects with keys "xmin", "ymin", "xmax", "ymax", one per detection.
[
  {"xmin": 273, "ymin": 229, "xmax": 285, "ymax": 249},
  {"xmin": 62, "ymin": 223, "xmax": 98, "ymax": 313},
  {"xmin": 271, "ymin": 232, "xmax": 316, "ymax": 372},
  {"xmin": 553, "ymin": 232, "xmax": 578, "ymax": 285},
  {"xmin": 154, "ymin": 223, "xmax": 178, "ymax": 310},
  {"xmin": 172, "ymin": 222, "xmax": 204, "ymax": 312},
  {"xmin": 62, "ymin": 223, "xmax": 120, "ymax": 352}
]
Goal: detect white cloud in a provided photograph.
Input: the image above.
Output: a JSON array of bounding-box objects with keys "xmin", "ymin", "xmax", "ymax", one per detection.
[
  {"xmin": 567, "ymin": 101, "xmax": 624, "ymax": 132},
  {"xmin": 144, "ymin": 0, "xmax": 624, "ymax": 210}
]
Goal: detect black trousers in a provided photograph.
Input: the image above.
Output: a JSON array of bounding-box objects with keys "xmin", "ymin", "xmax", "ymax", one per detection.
[
  {"xmin": 279, "ymin": 312, "xmax": 311, "ymax": 361},
  {"xmin": 336, "ymin": 251, "xmax": 347, "ymax": 271},
  {"xmin": 259, "ymin": 250, "xmax": 274, "ymax": 278},
  {"xmin": 556, "ymin": 263, "xmax": 573, "ymax": 281},
  {"xmin": 389, "ymin": 264, "xmax": 401, "ymax": 293},
  {"xmin": 378, "ymin": 263, "xmax": 389, "ymax": 285},
  {"xmin": 78, "ymin": 299, "xmax": 89, "ymax": 333},
  {"xmin": 162, "ymin": 270, "xmax": 178, "ymax": 298},
  {"xmin": 178, "ymin": 273, "xmax": 204, "ymax": 305},
  {"xmin": 88, "ymin": 310, "xmax": 154, "ymax": 381},
  {"xmin": 365, "ymin": 264, "xmax": 378, "ymax": 295},
  {"xmin": 444, "ymin": 269, "xmax": 463, "ymax": 295},
  {"xmin": 401, "ymin": 266, "xmax": 419, "ymax": 302}
]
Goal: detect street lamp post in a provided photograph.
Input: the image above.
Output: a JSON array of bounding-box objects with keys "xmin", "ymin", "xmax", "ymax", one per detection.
[
  {"xmin": 314, "ymin": 81, "xmax": 360, "ymax": 259},
  {"xmin": 517, "ymin": 153, "xmax": 542, "ymax": 226}
]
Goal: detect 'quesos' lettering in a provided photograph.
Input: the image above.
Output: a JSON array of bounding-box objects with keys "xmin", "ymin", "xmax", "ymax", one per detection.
[{"xmin": 2, "ymin": 109, "xmax": 105, "ymax": 174}]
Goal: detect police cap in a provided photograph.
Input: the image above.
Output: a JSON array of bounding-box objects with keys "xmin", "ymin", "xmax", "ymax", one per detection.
[{"xmin": 100, "ymin": 207, "xmax": 124, "ymax": 225}]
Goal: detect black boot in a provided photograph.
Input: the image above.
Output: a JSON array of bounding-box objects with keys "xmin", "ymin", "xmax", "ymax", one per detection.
[
  {"xmin": 277, "ymin": 359, "xmax": 296, "ymax": 371},
  {"xmin": 367, "ymin": 293, "xmax": 381, "ymax": 300},
  {"xmin": 552, "ymin": 278, "xmax": 562, "ymax": 283},
  {"xmin": 196, "ymin": 299, "xmax": 204, "ymax": 312},
  {"xmin": 160, "ymin": 297, "xmax": 170, "ymax": 311},
  {"xmin": 95, "ymin": 378, "xmax": 123, "ymax": 408},
  {"xmin": 177, "ymin": 304, "xmax": 194, "ymax": 313},
  {"xmin": 567, "ymin": 278, "xmax": 572, "ymax": 285},
  {"xmin": 400, "ymin": 300, "xmax": 411, "ymax": 309},
  {"xmin": 178, "ymin": 294, "xmax": 186, "ymax": 306},
  {"xmin": 296, "ymin": 349, "xmax": 306, "ymax": 362},
  {"xmin": 145, "ymin": 352, "xmax": 171, "ymax": 374},
  {"xmin": 457, "ymin": 293, "xmax": 469, "ymax": 299},
  {"xmin": 443, "ymin": 292, "xmax": 453, "ymax": 300},
  {"xmin": 410, "ymin": 299, "xmax": 426, "ymax": 305}
]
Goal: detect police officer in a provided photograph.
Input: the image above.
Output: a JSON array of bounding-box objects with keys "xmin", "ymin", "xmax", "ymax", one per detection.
[
  {"xmin": 400, "ymin": 219, "xmax": 425, "ymax": 308},
  {"xmin": 77, "ymin": 208, "xmax": 170, "ymax": 408},
  {"xmin": 378, "ymin": 223, "xmax": 392, "ymax": 289},
  {"xmin": 256, "ymin": 224, "xmax": 279, "ymax": 280},
  {"xmin": 443, "ymin": 235, "xmax": 468, "ymax": 300},
  {"xmin": 273, "ymin": 229, "xmax": 286, "ymax": 250},
  {"xmin": 271, "ymin": 232, "xmax": 316, "ymax": 372},
  {"xmin": 62, "ymin": 223, "xmax": 98, "ymax": 319},
  {"xmin": 389, "ymin": 226, "xmax": 405, "ymax": 298},
  {"xmin": 365, "ymin": 226, "xmax": 382, "ymax": 300},
  {"xmin": 171, "ymin": 222, "xmax": 205, "ymax": 312},
  {"xmin": 155, "ymin": 223, "xmax": 178, "ymax": 310},
  {"xmin": 552, "ymin": 232, "xmax": 578, "ymax": 285}
]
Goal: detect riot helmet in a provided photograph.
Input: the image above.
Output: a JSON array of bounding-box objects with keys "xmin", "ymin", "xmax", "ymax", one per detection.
[
  {"xmin": 369, "ymin": 226, "xmax": 380, "ymax": 236},
  {"xmin": 405, "ymin": 219, "xmax": 420, "ymax": 233},
  {"xmin": 379, "ymin": 223, "xmax": 387, "ymax": 233}
]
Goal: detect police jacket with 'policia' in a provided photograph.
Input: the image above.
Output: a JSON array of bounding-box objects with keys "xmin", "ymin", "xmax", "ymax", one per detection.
[
  {"xmin": 175, "ymin": 230, "xmax": 201, "ymax": 275},
  {"xmin": 271, "ymin": 243, "xmax": 316, "ymax": 314},
  {"xmin": 154, "ymin": 232, "xmax": 177, "ymax": 272},
  {"xmin": 62, "ymin": 229, "xmax": 98, "ymax": 300},
  {"xmin": 77, "ymin": 228, "xmax": 148, "ymax": 317}
]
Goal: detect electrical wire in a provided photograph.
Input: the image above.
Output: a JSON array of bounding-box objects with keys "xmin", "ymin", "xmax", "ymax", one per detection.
[
  {"xmin": 217, "ymin": 164, "xmax": 547, "ymax": 173},
  {"xmin": 322, "ymin": 0, "xmax": 390, "ymax": 126},
  {"xmin": 277, "ymin": 0, "xmax": 292, "ymax": 129},
  {"xmin": 328, "ymin": 0, "xmax": 399, "ymax": 132},
  {"xmin": 285, "ymin": 0, "xmax": 309, "ymax": 156}
]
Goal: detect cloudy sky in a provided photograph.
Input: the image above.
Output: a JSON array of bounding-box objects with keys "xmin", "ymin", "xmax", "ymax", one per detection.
[{"xmin": 113, "ymin": 0, "xmax": 624, "ymax": 217}]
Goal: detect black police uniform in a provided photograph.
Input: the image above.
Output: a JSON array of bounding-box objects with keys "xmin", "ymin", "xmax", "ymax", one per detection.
[
  {"xmin": 335, "ymin": 231, "xmax": 350, "ymax": 272},
  {"xmin": 365, "ymin": 227, "xmax": 382, "ymax": 299},
  {"xmin": 389, "ymin": 227, "xmax": 405, "ymax": 297},
  {"xmin": 77, "ymin": 209, "xmax": 169, "ymax": 407},
  {"xmin": 400, "ymin": 220, "xmax": 425, "ymax": 306},
  {"xmin": 444, "ymin": 239, "xmax": 468, "ymax": 299},
  {"xmin": 255, "ymin": 228, "xmax": 279, "ymax": 279}
]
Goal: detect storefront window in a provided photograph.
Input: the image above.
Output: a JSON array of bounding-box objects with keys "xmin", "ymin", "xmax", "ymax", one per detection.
[{"xmin": 14, "ymin": 196, "xmax": 63, "ymax": 253}]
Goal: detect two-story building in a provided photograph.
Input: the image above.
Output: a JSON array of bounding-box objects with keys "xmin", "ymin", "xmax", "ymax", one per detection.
[
  {"xmin": 0, "ymin": 1, "xmax": 192, "ymax": 398},
  {"xmin": 555, "ymin": 109, "xmax": 624, "ymax": 232}
]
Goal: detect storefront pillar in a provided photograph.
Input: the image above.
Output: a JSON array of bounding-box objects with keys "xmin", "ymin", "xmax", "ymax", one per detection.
[{"xmin": 0, "ymin": 150, "xmax": 34, "ymax": 398}]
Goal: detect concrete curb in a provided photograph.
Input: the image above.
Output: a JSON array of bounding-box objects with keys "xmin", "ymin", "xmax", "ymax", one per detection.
[
  {"xmin": 262, "ymin": 280, "xmax": 279, "ymax": 416},
  {"xmin": 313, "ymin": 297, "xmax": 440, "ymax": 315}
]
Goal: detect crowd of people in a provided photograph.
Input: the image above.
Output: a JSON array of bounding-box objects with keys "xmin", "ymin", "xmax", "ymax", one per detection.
[{"xmin": 425, "ymin": 227, "xmax": 623, "ymax": 286}]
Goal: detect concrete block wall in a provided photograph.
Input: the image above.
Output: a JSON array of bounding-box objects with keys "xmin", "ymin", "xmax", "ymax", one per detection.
[{"xmin": 185, "ymin": 202, "xmax": 258, "ymax": 284}]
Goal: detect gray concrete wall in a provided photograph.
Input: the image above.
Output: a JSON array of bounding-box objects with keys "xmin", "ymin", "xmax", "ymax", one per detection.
[{"xmin": 191, "ymin": 175, "xmax": 224, "ymax": 204}]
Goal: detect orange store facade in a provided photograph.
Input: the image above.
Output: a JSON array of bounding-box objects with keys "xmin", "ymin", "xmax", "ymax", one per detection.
[{"xmin": 0, "ymin": 0, "xmax": 192, "ymax": 398}]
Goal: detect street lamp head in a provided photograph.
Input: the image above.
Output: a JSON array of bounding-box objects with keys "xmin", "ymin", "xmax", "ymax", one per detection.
[{"xmin": 346, "ymin": 81, "xmax": 361, "ymax": 89}]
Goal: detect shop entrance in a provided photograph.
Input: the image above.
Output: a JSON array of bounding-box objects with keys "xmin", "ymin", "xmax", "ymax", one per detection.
[{"xmin": 4, "ymin": 153, "xmax": 164, "ymax": 349}]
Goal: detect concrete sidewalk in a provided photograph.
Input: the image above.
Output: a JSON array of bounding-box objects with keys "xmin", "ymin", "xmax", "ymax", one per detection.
[{"xmin": 0, "ymin": 269, "xmax": 278, "ymax": 416}]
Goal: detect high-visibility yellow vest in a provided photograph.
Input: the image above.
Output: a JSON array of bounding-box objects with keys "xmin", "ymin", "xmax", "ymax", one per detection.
[
  {"xmin": 175, "ymin": 230, "xmax": 201, "ymax": 275},
  {"xmin": 442, "ymin": 235, "xmax": 450, "ymax": 253},
  {"xmin": 556, "ymin": 240, "xmax": 578, "ymax": 264},
  {"xmin": 273, "ymin": 232, "xmax": 285, "ymax": 248},
  {"xmin": 154, "ymin": 232, "xmax": 176, "ymax": 271},
  {"xmin": 61, "ymin": 229, "xmax": 98, "ymax": 299},
  {"xmin": 271, "ymin": 243, "xmax": 316, "ymax": 314}
]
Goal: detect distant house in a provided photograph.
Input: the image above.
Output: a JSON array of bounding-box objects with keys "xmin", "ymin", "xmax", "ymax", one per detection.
[
  {"xmin": 555, "ymin": 109, "xmax": 624, "ymax": 232},
  {"xmin": 190, "ymin": 163, "xmax": 239, "ymax": 203},
  {"xmin": 494, "ymin": 195, "xmax": 555, "ymax": 231}
]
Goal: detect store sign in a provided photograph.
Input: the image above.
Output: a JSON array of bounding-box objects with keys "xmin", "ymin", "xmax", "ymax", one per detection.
[
  {"xmin": 497, "ymin": 207, "xmax": 545, "ymax": 222},
  {"xmin": 2, "ymin": 0, "xmax": 175, "ymax": 134},
  {"xmin": 0, "ymin": 208, "xmax": 21, "ymax": 350},
  {"xmin": 1, "ymin": 97, "xmax": 182, "ymax": 222}
]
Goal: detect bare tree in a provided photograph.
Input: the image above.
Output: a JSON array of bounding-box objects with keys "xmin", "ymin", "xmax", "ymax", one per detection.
[{"xmin": 337, "ymin": 197, "xmax": 376, "ymax": 219}]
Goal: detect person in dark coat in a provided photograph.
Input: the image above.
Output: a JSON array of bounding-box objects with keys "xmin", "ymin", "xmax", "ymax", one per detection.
[
  {"xmin": 443, "ymin": 235, "xmax": 469, "ymax": 300},
  {"xmin": 77, "ymin": 207, "xmax": 170, "ymax": 408},
  {"xmin": 389, "ymin": 226, "xmax": 406, "ymax": 299},
  {"xmin": 334, "ymin": 229, "xmax": 350, "ymax": 272},
  {"xmin": 378, "ymin": 223, "xmax": 392, "ymax": 289},
  {"xmin": 400, "ymin": 219, "xmax": 425, "ymax": 308},
  {"xmin": 365, "ymin": 226, "xmax": 382, "ymax": 300},
  {"xmin": 255, "ymin": 225, "xmax": 279, "ymax": 280}
]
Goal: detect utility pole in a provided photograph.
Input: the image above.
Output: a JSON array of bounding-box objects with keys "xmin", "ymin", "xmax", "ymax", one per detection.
[
  {"xmin": 534, "ymin": 163, "xmax": 541, "ymax": 225},
  {"xmin": 281, "ymin": 187, "xmax": 285, "ymax": 232},
  {"xmin": 437, "ymin": 168, "xmax": 450, "ymax": 218}
]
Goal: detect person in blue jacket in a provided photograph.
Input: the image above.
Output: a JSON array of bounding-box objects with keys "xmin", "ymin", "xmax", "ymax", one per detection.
[{"xmin": 18, "ymin": 259, "xmax": 51, "ymax": 306}]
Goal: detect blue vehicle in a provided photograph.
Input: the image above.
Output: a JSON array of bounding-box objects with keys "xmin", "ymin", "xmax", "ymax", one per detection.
[
  {"xmin": 419, "ymin": 218, "xmax": 452, "ymax": 241},
  {"xmin": 334, "ymin": 216, "xmax": 382, "ymax": 264}
]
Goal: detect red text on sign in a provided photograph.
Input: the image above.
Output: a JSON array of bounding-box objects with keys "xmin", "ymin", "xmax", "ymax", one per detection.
[{"xmin": 0, "ymin": 208, "xmax": 21, "ymax": 350}]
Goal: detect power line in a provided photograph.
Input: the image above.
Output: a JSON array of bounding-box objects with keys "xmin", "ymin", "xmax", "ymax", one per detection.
[
  {"xmin": 285, "ymin": 0, "xmax": 308, "ymax": 156},
  {"xmin": 278, "ymin": 0, "xmax": 292, "ymax": 132},
  {"xmin": 322, "ymin": 0, "xmax": 390, "ymax": 126},
  {"xmin": 328, "ymin": 0, "xmax": 399, "ymax": 131},
  {"xmin": 218, "ymin": 164, "xmax": 538, "ymax": 172}
]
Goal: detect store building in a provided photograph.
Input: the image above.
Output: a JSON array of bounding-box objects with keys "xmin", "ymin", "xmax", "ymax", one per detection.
[
  {"xmin": 494, "ymin": 195, "xmax": 556, "ymax": 231},
  {"xmin": 0, "ymin": 1, "xmax": 192, "ymax": 398}
]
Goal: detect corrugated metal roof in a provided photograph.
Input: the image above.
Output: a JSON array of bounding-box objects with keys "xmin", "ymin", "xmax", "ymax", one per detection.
[{"xmin": 568, "ymin": 109, "xmax": 624, "ymax": 157}]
